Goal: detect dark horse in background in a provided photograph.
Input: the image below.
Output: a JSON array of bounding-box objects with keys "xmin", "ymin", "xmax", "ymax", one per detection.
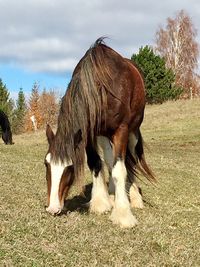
[
  {"xmin": 45, "ymin": 38, "xmax": 155, "ymax": 228},
  {"xmin": 0, "ymin": 110, "xmax": 13, "ymax": 145}
]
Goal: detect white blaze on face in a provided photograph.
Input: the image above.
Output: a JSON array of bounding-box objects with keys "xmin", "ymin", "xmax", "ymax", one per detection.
[{"xmin": 46, "ymin": 153, "xmax": 71, "ymax": 215}]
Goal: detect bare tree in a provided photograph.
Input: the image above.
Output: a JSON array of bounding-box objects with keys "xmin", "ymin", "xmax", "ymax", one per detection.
[
  {"xmin": 38, "ymin": 89, "xmax": 59, "ymax": 126},
  {"xmin": 24, "ymin": 82, "xmax": 42, "ymax": 131},
  {"xmin": 25, "ymin": 87, "xmax": 59, "ymax": 131},
  {"xmin": 155, "ymin": 10, "xmax": 199, "ymax": 97}
]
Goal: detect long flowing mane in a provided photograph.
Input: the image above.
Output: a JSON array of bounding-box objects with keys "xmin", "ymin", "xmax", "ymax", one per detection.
[{"xmin": 52, "ymin": 38, "xmax": 122, "ymax": 178}]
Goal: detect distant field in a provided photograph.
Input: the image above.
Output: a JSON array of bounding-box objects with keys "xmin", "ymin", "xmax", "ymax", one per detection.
[{"xmin": 0, "ymin": 99, "xmax": 200, "ymax": 267}]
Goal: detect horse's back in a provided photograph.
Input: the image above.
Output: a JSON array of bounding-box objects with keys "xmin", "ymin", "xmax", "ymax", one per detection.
[
  {"xmin": 62, "ymin": 40, "xmax": 146, "ymax": 138},
  {"xmin": 94, "ymin": 47, "xmax": 146, "ymax": 133}
]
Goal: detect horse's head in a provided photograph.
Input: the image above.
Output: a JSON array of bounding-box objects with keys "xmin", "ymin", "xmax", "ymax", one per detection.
[
  {"xmin": 45, "ymin": 124, "xmax": 74, "ymax": 215},
  {"xmin": 2, "ymin": 130, "xmax": 14, "ymax": 145}
]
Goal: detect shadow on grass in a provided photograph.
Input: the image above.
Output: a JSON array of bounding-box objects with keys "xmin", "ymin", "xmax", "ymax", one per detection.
[
  {"xmin": 62, "ymin": 183, "xmax": 92, "ymax": 214},
  {"xmin": 61, "ymin": 182, "xmax": 156, "ymax": 215}
]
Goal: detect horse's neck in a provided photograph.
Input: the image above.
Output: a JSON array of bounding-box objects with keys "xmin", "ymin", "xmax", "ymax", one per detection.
[{"xmin": 0, "ymin": 120, "xmax": 9, "ymax": 131}]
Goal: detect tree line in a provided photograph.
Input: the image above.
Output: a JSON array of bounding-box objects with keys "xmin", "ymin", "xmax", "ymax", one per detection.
[
  {"xmin": 0, "ymin": 80, "xmax": 59, "ymax": 134},
  {"xmin": 0, "ymin": 10, "xmax": 199, "ymax": 134}
]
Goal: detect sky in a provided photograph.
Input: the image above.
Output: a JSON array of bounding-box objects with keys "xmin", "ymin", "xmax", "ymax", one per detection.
[{"xmin": 1, "ymin": 0, "xmax": 200, "ymax": 100}]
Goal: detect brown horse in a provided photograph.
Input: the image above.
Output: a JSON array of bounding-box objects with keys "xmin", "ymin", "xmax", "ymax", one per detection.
[{"xmin": 45, "ymin": 38, "xmax": 155, "ymax": 228}]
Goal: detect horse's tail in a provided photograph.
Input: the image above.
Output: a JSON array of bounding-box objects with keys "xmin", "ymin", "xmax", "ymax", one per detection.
[{"xmin": 126, "ymin": 130, "xmax": 156, "ymax": 183}]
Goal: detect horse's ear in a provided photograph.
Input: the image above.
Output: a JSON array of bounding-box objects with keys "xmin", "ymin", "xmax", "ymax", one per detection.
[{"xmin": 46, "ymin": 124, "xmax": 54, "ymax": 145}]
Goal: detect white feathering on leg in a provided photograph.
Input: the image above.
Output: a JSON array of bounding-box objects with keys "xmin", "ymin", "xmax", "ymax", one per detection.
[
  {"xmin": 90, "ymin": 171, "xmax": 112, "ymax": 214},
  {"xmin": 110, "ymin": 160, "xmax": 138, "ymax": 228}
]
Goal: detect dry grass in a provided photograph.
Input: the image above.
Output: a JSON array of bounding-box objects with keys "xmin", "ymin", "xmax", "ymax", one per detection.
[{"xmin": 0, "ymin": 99, "xmax": 200, "ymax": 267}]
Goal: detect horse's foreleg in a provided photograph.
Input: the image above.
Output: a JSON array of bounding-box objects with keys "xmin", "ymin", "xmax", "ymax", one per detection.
[
  {"xmin": 110, "ymin": 124, "xmax": 138, "ymax": 228},
  {"xmin": 86, "ymin": 142, "xmax": 112, "ymax": 214},
  {"xmin": 97, "ymin": 134, "xmax": 143, "ymax": 209}
]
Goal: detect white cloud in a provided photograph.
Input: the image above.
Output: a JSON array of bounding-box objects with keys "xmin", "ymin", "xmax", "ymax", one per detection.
[
  {"xmin": 26, "ymin": 58, "xmax": 78, "ymax": 73},
  {"xmin": 0, "ymin": 0, "xmax": 200, "ymax": 74}
]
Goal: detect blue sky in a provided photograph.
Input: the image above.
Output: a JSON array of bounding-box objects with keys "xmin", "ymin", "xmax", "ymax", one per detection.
[
  {"xmin": 0, "ymin": 64, "xmax": 70, "ymax": 99},
  {"xmin": 1, "ymin": 0, "xmax": 200, "ymax": 101}
]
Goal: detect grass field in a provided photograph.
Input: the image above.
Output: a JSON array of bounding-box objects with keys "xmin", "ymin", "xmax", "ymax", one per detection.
[{"xmin": 0, "ymin": 99, "xmax": 200, "ymax": 267}]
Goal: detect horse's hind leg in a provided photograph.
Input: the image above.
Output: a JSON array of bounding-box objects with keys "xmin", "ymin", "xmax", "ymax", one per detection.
[
  {"xmin": 128, "ymin": 132, "xmax": 144, "ymax": 209},
  {"xmin": 110, "ymin": 124, "xmax": 138, "ymax": 228},
  {"xmin": 86, "ymin": 142, "xmax": 112, "ymax": 214},
  {"xmin": 97, "ymin": 136, "xmax": 115, "ymax": 195}
]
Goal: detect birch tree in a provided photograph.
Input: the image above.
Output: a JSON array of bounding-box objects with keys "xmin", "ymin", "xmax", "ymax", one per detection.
[
  {"xmin": 155, "ymin": 10, "xmax": 199, "ymax": 97},
  {"xmin": 25, "ymin": 82, "xmax": 42, "ymax": 131}
]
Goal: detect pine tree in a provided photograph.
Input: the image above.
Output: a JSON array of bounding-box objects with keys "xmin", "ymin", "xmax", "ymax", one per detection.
[
  {"xmin": 0, "ymin": 78, "xmax": 13, "ymax": 115},
  {"xmin": 17, "ymin": 88, "xmax": 26, "ymax": 115},
  {"xmin": 131, "ymin": 46, "xmax": 182, "ymax": 104},
  {"xmin": 13, "ymin": 88, "xmax": 27, "ymax": 133}
]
